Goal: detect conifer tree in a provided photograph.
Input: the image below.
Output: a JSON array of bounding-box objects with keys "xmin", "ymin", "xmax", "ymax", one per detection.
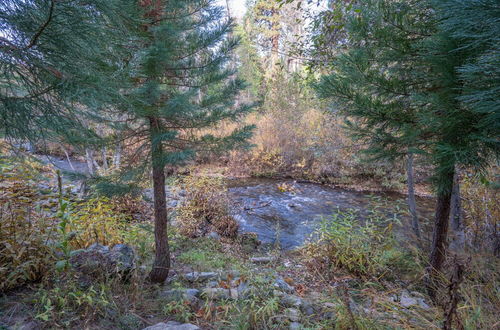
[
  {"xmin": 315, "ymin": 0, "xmax": 499, "ymax": 295},
  {"xmin": 123, "ymin": 0, "xmax": 254, "ymax": 283}
]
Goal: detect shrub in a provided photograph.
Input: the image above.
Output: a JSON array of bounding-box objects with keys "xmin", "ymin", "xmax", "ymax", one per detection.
[
  {"xmin": 176, "ymin": 175, "xmax": 238, "ymax": 238},
  {"xmin": 69, "ymin": 197, "xmax": 127, "ymax": 249},
  {"xmin": 301, "ymin": 208, "xmax": 412, "ymax": 278},
  {"xmin": 0, "ymin": 157, "xmax": 55, "ymax": 292}
]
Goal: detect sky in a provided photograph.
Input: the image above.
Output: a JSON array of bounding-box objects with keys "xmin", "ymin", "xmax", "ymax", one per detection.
[{"xmin": 217, "ymin": 0, "xmax": 247, "ymax": 19}]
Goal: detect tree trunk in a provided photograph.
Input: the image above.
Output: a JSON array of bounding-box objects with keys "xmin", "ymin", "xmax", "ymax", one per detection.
[
  {"xmin": 63, "ymin": 148, "xmax": 75, "ymax": 171},
  {"xmin": 450, "ymin": 168, "xmax": 465, "ymax": 250},
  {"xmin": 148, "ymin": 117, "xmax": 170, "ymax": 283},
  {"xmin": 113, "ymin": 142, "xmax": 122, "ymax": 169},
  {"xmin": 427, "ymin": 168, "xmax": 454, "ymax": 298},
  {"xmin": 85, "ymin": 148, "xmax": 94, "ymax": 175},
  {"xmin": 406, "ymin": 153, "xmax": 421, "ymax": 239},
  {"xmin": 101, "ymin": 147, "xmax": 109, "ymax": 171}
]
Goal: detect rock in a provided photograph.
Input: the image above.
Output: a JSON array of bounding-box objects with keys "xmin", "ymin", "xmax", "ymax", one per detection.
[
  {"xmin": 289, "ymin": 322, "xmax": 302, "ymax": 330},
  {"xmin": 202, "ymin": 288, "xmax": 230, "ymax": 300},
  {"xmin": 208, "ymin": 231, "xmax": 221, "ymax": 240},
  {"xmin": 160, "ymin": 289, "xmax": 200, "ymax": 304},
  {"xmin": 69, "ymin": 243, "xmax": 135, "ymax": 280},
  {"xmin": 417, "ymin": 298, "xmax": 431, "ymax": 310},
  {"xmin": 400, "ymin": 292, "xmax": 418, "ymax": 308},
  {"xmin": 280, "ymin": 294, "xmax": 303, "ymax": 308},
  {"xmin": 300, "ymin": 301, "xmax": 315, "ymax": 316},
  {"xmin": 285, "ymin": 308, "xmax": 301, "ymax": 322},
  {"xmin": 274, "ymin": 277, "xmax": 295, "ymax": 294},
  {"xmin": 207, "ymin": 281, "xmax": 219, "ymax": 288},
  {"xmin": 183, "ymin": 272, "xmax": 218, "ymax": 282},
  {"xmin": 250, "ymin": 256, "xmax": 274, "ymax": 264},
  {"xmin": 236, "ymin": 281, "xmax": 250, "ymax": 298},
  {"xmin": 143, "ymin": 321, "xmax": 199, "ymax": 330},
  {"xmin": 109, "ymin": 244, "xmax": 135, "ymax": 273}
]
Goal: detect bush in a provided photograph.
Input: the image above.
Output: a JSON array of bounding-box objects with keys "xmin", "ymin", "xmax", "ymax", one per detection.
[
  {"xmin": 302, "ymin": 208, "xmax": 413, "ymax": 278},
  {"xmin": 0, "ymin": 157, "xmax": 55, "ymax": 292},
  {"xmin": 68, "ymin": 197, "xmax": 127, "ymax": 249},
  {"xmin": 176, "ymin": 175, "xmax": 238, "ymax": 238}
]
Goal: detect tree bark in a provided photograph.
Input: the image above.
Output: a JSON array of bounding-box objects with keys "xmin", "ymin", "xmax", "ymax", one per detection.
[
  {"xmin": 148, "ymin": 117, "xmax": 170, "ymax": 283},
  {"xmin": 406, "ymin": 153, "xmax": 421, "ymax": 239},
  {"xmin": 101, "ymin": 147, "xmax": 109, "ymax": 171},
  {"xmin": 450, "ymin": 168, "xmax": 465, "ymax": 250},
  {"xmin": 427, "ymin": 168, "xmax": 454, "ymax": 298},
  {"xmin": 113, "ymin": 142, "xmax": 122, "ymax": 168},
  {"xmin": 85, "ymin": 148, "xmax": 94, "ymax": 175}
]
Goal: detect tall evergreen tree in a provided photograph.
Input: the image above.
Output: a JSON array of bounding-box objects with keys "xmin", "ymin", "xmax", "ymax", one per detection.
[
  {"xmin": 315, "ymin": 0, "xmax": 499, "ymax": 296},
  {"xmin": 122, "ymin": 0, "xmax": 254, "ymax": 283}
]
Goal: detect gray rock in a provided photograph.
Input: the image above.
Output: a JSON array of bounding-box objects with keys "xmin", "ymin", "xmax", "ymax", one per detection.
[
  {"xmin": 69, "ymin": 243, "xmax": 135, "ymax": 280},
  {"xmin": 285, "ymin": 308, "xmax": 301, "ymax": 322},
  {"xmin": 160, "ymin": 289, "xmax": 200, "ymax": 304},
  {"xmin": 236, "ymin": 281, "xmax": 250, "ymax": 297},
  {"xmin": 208, "ymin": 231, "xmax": 221, "ymax": 240},
  {"xmin": 109, "ymin": 244, "xmax": 135, "ymax": 273},
  {"xmin": 206, "ymin": 281, "xmax": 219, "ymax": 288},
  {"xmin": 184, "ymin": 272, "xmax": 218, "ymax": 282},
  {"xmin": 281, "ymin": 294, "xmax": 303, "ymax": 308},
  {"xmin": 300, "ymin": 301, "xmax": 315, "ymax": 316},
  {"xmin": 289, "ymin": 322, "xmax": 302, "ymax": 330},
  {"xmin": 202, "ymin": 288, "xmax": 230, "ymax": 300},
  {"xmin": 274, "ymin": 277, "xmax": 295, "ymax": 294},
  {"xmin": 400, "ymin": 292, "xmax": 418, "ymax": 308},
  {"xmin": 143, "ymin": 321, "xmax": 199, "ymax": 330},
  {"xmin": 250, "ymin": 256, "xmax": 275, "ymax": 264}
]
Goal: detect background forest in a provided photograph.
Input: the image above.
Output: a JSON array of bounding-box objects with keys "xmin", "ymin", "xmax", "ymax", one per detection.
[{"xmin": 0, "ymin": 0, "xmax": 498, "ymax": 329}]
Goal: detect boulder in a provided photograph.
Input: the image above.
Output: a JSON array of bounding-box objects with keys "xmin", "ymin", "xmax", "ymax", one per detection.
[
  {"xmin": 274, "ymin": 277, "xmax": 294, "ymax": 294},
  {"xmin": 201, "ymin": 288, "xmax": 230, "ymax": 300},
  {"xmin": 289, "ymin": 322, "xmax": 302, "ymax": 330},
  {"xmin": 69, "ymin": 243, "xmax": 135, "ymax": 281},
  {"xmin": 183, "ymin": 272, "xmax": 218, "ymax": 282},
  {"xmin": 160, "ymin": 289, "xmax": 200, "ymax": 304},
  {"xmin": 285, "ymin": 308, "xmax": 301, "ymax": 322},
  {"xmin": 143, "ymin": 321, "xmax": 199, "ymax": 330},
  {"xmin": 280, "ymin": 294, "xmax": 303, "ymax": 308},
  {"xmin": 250, "ymin": 256, "xmax": 275, "ymax": 264}
]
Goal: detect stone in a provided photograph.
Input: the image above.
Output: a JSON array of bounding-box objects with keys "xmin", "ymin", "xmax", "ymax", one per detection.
[
  {"xmin": 236, "ymin": 281, "xmax": 250, "ymax": 298},
  {"xmin": 143, "ymin": 321, "xmax": 199, "ymax": 330},
  {"xmin": 69, "ymin": 243, "xmax": 135, "ymax": 280},
  {"xmin": 289, "ymin": 322, "xmax": 302, "ymax": 330},
  {"xmin": 109, "ymin": 244, "xmax": 135, "ymax": 273},
  {"xmin": 208, "ymin": 231, "xmax": 221, "ymax": 240},
  {"xmin": 285, "ymin": 308, "xmax": 301, "ymax": 322},
  {"xmin": 250, "ymin": 256, "xmax": 275, "ymax": 264},
  {"xmin": 300, "ymin": 301, "xmax": 315, "ymax": 316},
  {"xmin": 206, "ymin": 281, "xmax": 219, "ymax": 288},
  {"xmin": 274, "ymin": 277, "xmax": 295, "ymax": 294},
  {"xmin": 183, "ymin": 272, "xmax": 218, "ymax": 282},
  {"xmin": 280, "ymin": 294, "xmax": 303, "ymax": 308},
  {"xmin": 201, "ymin": 288, "xmax": 230, "ymax": 300},
  {"xmin": 160, "ymin": 289, "xmax": 200, "ymax": 304},
  {"xmin": 400, "ymin": 290, "xmax": 421, "ymax": 308}
]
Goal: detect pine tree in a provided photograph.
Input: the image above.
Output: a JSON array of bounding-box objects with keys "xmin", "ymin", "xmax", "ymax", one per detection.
[
  {"xmin": 0, "ymin": 0, "xmax": 132, "ymax": 145},
  {"xmin": 121, "ymin": 0, "xmax": 254, "ymax": 283},
  {"xmin": 315, "ymin": 0, "xmax": 499, "ymax": 296}
]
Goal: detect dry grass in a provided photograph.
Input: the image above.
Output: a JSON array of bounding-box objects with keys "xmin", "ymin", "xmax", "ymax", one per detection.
[{"xmin": 176, "ymin": 175, "xmax": 238, "ymax": 239}]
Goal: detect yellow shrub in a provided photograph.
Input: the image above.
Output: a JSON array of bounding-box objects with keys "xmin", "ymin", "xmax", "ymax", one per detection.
[
  {"xmin": 69, "ymin": 197, "xmax": 127, "ymax": 249},
  {"xmin": 176, "ymin": 175, "xmax": 238, "ymax": 238}
]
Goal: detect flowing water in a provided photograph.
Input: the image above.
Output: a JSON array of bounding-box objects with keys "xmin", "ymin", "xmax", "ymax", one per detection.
[
  {"xmin": 39, "ymin": 155, "xmax": 435, "ymax": 249},
  {"xmin": 227, "ymin": 178, "xmax": 435, "ymax": 249}
]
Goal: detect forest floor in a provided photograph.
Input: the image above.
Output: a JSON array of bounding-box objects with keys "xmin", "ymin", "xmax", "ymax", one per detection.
[{"xmin": 1, "ymin": 155, "xmax": 497, "ymax": 329}]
